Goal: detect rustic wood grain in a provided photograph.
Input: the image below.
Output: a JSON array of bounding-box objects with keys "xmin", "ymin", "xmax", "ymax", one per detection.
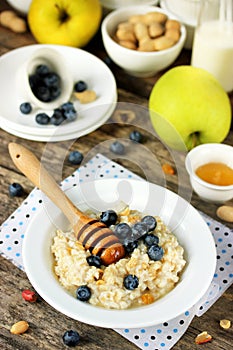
[{"xmin": 0, "ymin": 1, "xmax": 233, "ymax": 349}]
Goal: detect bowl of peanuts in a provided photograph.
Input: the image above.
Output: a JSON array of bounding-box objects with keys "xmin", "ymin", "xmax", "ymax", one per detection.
[{"xmin": 101, "ymin": 5, "xmax": 186, "ymax": 77}]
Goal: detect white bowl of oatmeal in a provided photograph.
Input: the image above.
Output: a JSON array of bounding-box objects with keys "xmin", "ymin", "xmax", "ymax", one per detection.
[{"xmin": 22, "ymin": 179, "xmax": 216, "ymax": 328}]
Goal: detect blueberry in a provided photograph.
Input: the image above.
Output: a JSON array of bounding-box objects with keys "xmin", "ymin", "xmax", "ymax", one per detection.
[
  {"xmin": 129, "ymin": 130, "xmax": 143, "ymax": 143},
  {"xmin": 35, "ymin": 64, "xmax": 50, "ymax": 76},
  {"xmin": 68, "ymin": 151, "xmax": 83, "ymax": 165},
  {"xmin": 29, "ymin": 74, "xmax": 43, "ymax": 90},
  {"xmin": 110, "ymin": 141, "xmax": 125, "ymax": 155},
  {"xmin": 123, "ymin": 274, "xmax": 139, "ymax": 290},
  {"xmin": 76, "ymin": 285, "xmax": 91, "ymax": 301},
  {"xmin": 44, "ymin": 72, "xmax": 60, "ymax": 88},
  {"xmin": 147, "ymin": 244, "xmax": 164, "ymax": 261},
  {"xmin": 131, "ymin": 222, "xmax": 148, "ymax": 240},
  {"xmin": 9, "ymin": 183, "xmax": 24, "ymax": 197},
  {"xmin": 50, "ymin": 86, "xmax": 61, "ymax": 99},
  {"xmin": 20, "ymin": 102, "xmax": 32, "ymax": 114},
  {"xmin": 50, "ymin": 109, "xmax": 65, "ymax": 126},
  {"xmin": 62, "ymin": 330, "xmax": 80, "ymax": 347},
  {"xmin": 35, "ymin": 113, "xmax": 50, "ymax": 125},
  {"xmin": 143, "ymin": 233, "xmax": 159, "ymax": 247},
  {"xmin": 61, "ymin": 102, "xmax": 77, "ymax": 121},
  {"xmin": 35, "ymin": 85, "xmax": 51, "ymax": 102},
  {"xmin": 141, "ymin": 215, "xmax": 157, "ymax": 232},
  {"xmin": 74, "ymin": 80, "xmax": 88, "ymax": 92},
  {"xmin": 86, "ymin": 255, "xmax": 102, "ymax": 268},
  {"xmin": 100, "ymin": 209, "xmax": 118, "ymax": 226},
  {"xmin": 115, "ymin": 223, "xmax": 132, "ymax": 242},
  {"xmin": 123, "ymin": 240, "xmax": 138, "ymax": 254}
]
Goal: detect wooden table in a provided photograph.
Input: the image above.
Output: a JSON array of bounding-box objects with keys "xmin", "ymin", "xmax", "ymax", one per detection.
[{"xmin": 0, "ymin": 1, "xmax": 232, "ymax": 349}]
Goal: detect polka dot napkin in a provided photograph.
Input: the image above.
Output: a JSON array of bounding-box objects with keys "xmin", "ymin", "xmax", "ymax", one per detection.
[{"xmin": 0, "ymin": 154, "xmax": 232, "ymax": 350}]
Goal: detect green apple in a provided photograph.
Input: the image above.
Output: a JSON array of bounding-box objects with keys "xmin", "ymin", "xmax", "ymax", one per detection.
[
  {"xmin": 149, "ymin": 66, "xmax": 232, "ymax": 150},
  {"xmin": 28, "ymin": 0, "xmax": 102, "ymax": 48}
]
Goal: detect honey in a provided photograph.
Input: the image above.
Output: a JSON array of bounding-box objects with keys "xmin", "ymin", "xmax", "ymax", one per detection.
[{"xmin": 195, "ymin": 162, "xmax": 233, "ymax": 186}]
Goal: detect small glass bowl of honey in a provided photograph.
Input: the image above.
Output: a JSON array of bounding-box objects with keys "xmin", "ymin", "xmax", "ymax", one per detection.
[{"xmin": 185, "ymin": 143, "xmax": 233, "ymax": 203}]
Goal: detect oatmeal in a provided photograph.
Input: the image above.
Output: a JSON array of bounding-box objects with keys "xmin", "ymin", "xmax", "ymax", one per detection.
[{"xmin": 51, "ymin": 205, "xmax": 186, "ymax": 310}]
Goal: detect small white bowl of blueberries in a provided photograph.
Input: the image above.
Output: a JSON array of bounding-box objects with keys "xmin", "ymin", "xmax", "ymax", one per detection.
[{"xmin": 17, "ymin": 47, "xmax": 89, "ymax": 127}]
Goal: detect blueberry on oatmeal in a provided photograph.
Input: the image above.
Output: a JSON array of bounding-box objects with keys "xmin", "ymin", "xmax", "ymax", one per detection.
[
  {"xmin": 115, "ymin": 222, "xmax": 132, "ymax": 242},
  {"xmin": 76, "ymin": 285, "xmax": 91, "ymax": 302},
  {"xmin": 100, "ymin": 210, "xmax": 118, "ymax": 226},
  {"xmin": 148, "ymin": 244, "xmax": 164, "ymax": 261},
  {"xmin": 141, "ymin": 215, "xmax": 157, "ymax": 231},
  {"xmin": 86, "ymin": 255, "xmax": 102, "ymax": 268},
  {"xmin": 143, "ymin": 233, "xmax": 159, "ymax": 247},
  {"xmin": 123, "ymin": 274, "xmax": 139, "ymax": 290}
]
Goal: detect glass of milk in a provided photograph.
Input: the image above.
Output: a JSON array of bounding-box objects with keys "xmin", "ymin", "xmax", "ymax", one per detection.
[{"xmin": 191, "ymin": 0, "xmax": 233, "ymax": 93}]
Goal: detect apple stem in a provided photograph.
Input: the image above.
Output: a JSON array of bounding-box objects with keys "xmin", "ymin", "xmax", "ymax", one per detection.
[
  {"xmin": 191, "ymin": 132, "xmax": 200, "ymax": 148},
  {"xmin": 55, "ymin": 3, "xmax": 69, "ymax": 22}
]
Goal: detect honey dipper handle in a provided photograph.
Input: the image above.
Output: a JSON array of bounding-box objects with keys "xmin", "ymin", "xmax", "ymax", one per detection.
[{"xmin": 8, "ymin": 142, "xmax": 81, "ymax": 226}]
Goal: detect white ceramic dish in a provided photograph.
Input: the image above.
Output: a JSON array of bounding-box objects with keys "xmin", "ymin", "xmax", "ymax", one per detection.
[
  {"xmin": 163, "ymin": 0, "xmax": 201, "ymax": 24},
  {"xmin": 160, "ymin": 0, "xmax": 196, "ymax": 49},
  {"xmin": 0, "ymin": 95, "xmax": 117, "ymax": 142},
  {"xmin": 185, "ymin": 143, "xmax": 233, "ymax": 203},
  {"xmin": 6, "ymin": 0, "xmax": 31, "ymax": 15},
  {"xmin": 23, "ymin": 179, "xmax": 216, "ymax": 328},
  {"xmin": 0, "ymin": 44, "xmax": 117, "ymax": 141},
  {"xmin": 100, "ymin": 0, "xmax": 159, "ymax": 10},
  {"xmin": 101, "ymin": 5, "xmax": 186, "ymax": 77}
]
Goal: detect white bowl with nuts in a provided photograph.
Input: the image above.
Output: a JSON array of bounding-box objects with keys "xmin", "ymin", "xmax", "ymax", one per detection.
[
  {"xmin": 185, "ymin": 143, "xmax": 233, "ymax": 203},
  {"xmin": 101, "ymin": 5, "xmax": 186, "ymax": 77}
]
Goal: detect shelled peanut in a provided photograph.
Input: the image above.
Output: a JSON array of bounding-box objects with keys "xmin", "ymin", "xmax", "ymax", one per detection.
[
  {"xmin": 0, "ymin": 10, "xmax": 27, "ymax": 33},
  {"xmin": 113, "ymin": 12, "xmax": 181, "ymax": 52}
]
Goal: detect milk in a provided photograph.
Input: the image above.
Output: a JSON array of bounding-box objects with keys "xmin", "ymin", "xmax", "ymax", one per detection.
[{"xmin": 191, "ymin": 20, "xmax": 233, "ymax": 92}]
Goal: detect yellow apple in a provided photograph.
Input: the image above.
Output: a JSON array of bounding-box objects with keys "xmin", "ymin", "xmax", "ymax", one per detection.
[
  {"xmin": 28, "ymin": 0, "xmax": 102, "ymax": 47},
  {"xmin": 149, "ymin": 66, "xmax": 232, "ymax": 150}
]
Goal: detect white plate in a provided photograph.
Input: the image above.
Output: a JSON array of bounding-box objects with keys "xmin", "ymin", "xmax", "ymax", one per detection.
[
  {"xmin": 22, "ymin": 179, "xmax": 216, "ymax": 328},
  {"xmin": 1, "ymin": 93, "xmax": 117, "ymax": 142},
  {"xmin": 0, "ymin": 44, "xmax": 117, "ymax": 141}
]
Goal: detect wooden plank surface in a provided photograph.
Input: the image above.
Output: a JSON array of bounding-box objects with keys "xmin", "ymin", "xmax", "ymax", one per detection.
[{"xmin": 0, "ymin": 1, "xmax": 232, "ymax": 349}]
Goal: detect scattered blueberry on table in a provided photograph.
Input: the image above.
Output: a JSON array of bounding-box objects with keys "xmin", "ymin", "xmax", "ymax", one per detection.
[
  {"xmin": 62, "ymin": 330, "xmax": 80, "ymax": 347},
  {"xmin": 8, "ymin": 183, "xmax": 24, "ymax": 197},
  {"xmin": 129, "ymin": 130, "xmax": 143, "ymax": 143},
  {"xmin": 68, "ymin": 150, "xmax": 84, "ymax": 165},
  {"xmin": 110, "ymin": 141, "xmax": 125, "ymax": 155}
]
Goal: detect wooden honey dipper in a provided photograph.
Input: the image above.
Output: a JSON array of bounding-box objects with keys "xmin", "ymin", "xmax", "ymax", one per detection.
[{"xmin": 8, "ymin": 143, "xmax": 125, "ymax": 265}]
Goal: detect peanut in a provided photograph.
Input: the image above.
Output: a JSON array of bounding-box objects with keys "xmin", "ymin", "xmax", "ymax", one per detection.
[
  {"xmin": 220, "ymin": 319, "xmax": 231, "ymax": 329},
  {"xmin": 165, "ymin": 19, "xmax": 181, "ymax": 31},
  {"xmin": 129, "ymin": 14, "xmax": 144, "ymax": 24},
  {"xmin": 216, "ymin": 205, "xmax": 233, "ymax": 223},
  {"xmin": 138, "ymin": 37, "xmax": 155, "ymax": 52},
  {"xmin": 143, "ymin": 12, "xmax": 168, "ymax": 25},
  {"xmin": 0, "ymin": 10, "xmax": 27, "ymax": 33},
  {"xmin": 9, "ymin": 18, "xmax": 27, "ymax": 33},
  {"xmin": 154, "ymin": 36, "xmax": 175, "ymax": 51},
  {"xmin": 74, "ymin": 90, "xmax": 97, "ymax": 104},
  {"xmin": 116, "ymin": 28, "xmax": 136, "ymax": 43},
  {"xmin": 10, "ymin": 320, "xmax": 29, "ymax": 335},
  {"xmin": 118, "ymin": 40, "xmax": 137, "ymax": 50},
  {"xmin": 114, "ymin": 11, "xmax": 181, "ymax": 52},
  {"xmin": 165, "ymin": 29, "xmax": 181, "ymax": 43},
  {"xmin": 134, "ymin": 22, "xmax": 149, "ymax": 41},
  {"xmin": 149, "ymin": 23, "xmax": 164, "ymax": 38}
]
